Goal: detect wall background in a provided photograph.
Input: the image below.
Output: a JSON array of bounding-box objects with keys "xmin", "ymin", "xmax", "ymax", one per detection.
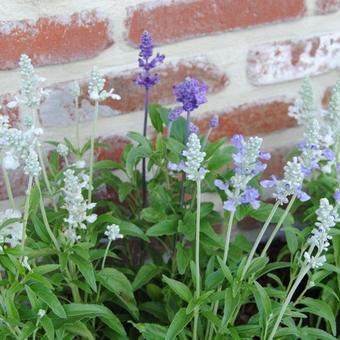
[{"xmin": 0, "ymin": 0, "xmax": 339, "ymax": 214}]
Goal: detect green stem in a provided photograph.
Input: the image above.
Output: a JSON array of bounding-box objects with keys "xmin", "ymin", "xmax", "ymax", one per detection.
[
  {"xmin": 2, "ymin": 165, "xmax": 16, "ymax": 210},
  {"xmin": 261, "ymin": 195, "xmax": 296, "ymax": 258},
  {"xmin": 206, "ymin": 211, "xmax": 235, "ymax": 340},
  {"xmin": 88, "ymin": 101, "xmax": 99, "ymax": 203},
  {"xmin": 65, "ymin": 265, "xmax": 81, "ymax": 303},
  {"xmin": 193, "ymin": 180, "xmax": 201, "ymax": 340},
  {"xmin": 267, "ymin": 266, "xmax": 309, "ymax": 340},
  {"xmin": 96, "ymin": 240, "xmax": 112, "ymax": 302},
  {"xmin": 241, "ymin": 201, "xmax": 280, "ymax": 281},
  {"xmin": 20, "ymin": 176, "xmax": 33, "ymax": 253},
  {"xmin": 35, "ymin": 179, "xmax": 60, "ymax": 252}
]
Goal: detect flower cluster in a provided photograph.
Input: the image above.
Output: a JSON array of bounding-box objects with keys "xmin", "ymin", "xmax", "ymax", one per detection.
[
  {"xmin": 88, "ymin": 67, "xmax": 121, "ymax": 102},
  {"xmin": 134, "ymin": 31, "xmax": 165, "ymax": 89},
  {"xmin": 173, "ymin": 77, "xmax": 208, "ymax": 113},
  {"xmin": 289, "ymin": 79, "xmax": 336, "ymax": 175},
  {"xmin": 334, "ymin": 164, "xmax": 340, "ymax": 203},
  {"xmin": 62, "ymin": 169, "xmax": 97, "ymax": 243},
  {"xmin": 261, "ymin": 157, "xmax": 309, "ymax": 204},
  {"xmin": 57, "ymin": 143, "xmax": 69, "ymax": 158},
  {"xmin": 304, "ymin": 198, "xmax": 339, "ymax": 268},
  {"xmin": 215, "ymin": 134, "xmax": 270, "ymax": 212},
  {"xmin": 104, "ymin": 224, "xmax": 123, "ymax": 241},
  {"xmin": 182, "ymin": 133, "xmax": 207, "ymax": 181},
  {"xmin": 0, "ymin": 209, "xmax": 23, "ymax": 248},
  {"xmin": 0, "ymin": 117, "xmax": 42, "ymax": 176}
]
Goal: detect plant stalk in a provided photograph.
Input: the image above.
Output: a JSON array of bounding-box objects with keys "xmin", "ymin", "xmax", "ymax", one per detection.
[
  {"xmin": 193, "ymin": 179, "xmax": 201, "ymax": 340},
  {"xmin": 88, "ymin": 100, "xmax": 99, "ymax": 203},
  {"xmin": 142, "ymin": 88, "xmax": 149, "ymax": 208},
  {"xmin": 2, "ymin": 165, "xmax": 16, "ymax": 210}
]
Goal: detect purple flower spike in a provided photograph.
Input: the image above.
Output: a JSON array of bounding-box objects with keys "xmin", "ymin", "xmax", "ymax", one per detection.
[
  {"xmin": 334, "ymin": 189, "xmax": 340, "ymax": 202},
  {"xmin": 189, "ymin": 122, "xmax": 199, "ymax": 134},
  {"xmin": 209, "ymin": 115, "xmax": 219, "ymax": 129},
  {"xmin": 174, "ymin": 77, "xmax": 208, "ymax": 112},
  {"xmin": 230, "ymin": 134, "xmax": 244, "ymax": 150},
  {"xmin": 259, "ymin": 151, "xmax": 271, "ymax": 161},
  {"xmin": 168, "ymin": 106, "xmax": 183, "ymax": 122},
  {"xmin": 134, "ymin": 31, "xmax": 165, "ymax": 90}
]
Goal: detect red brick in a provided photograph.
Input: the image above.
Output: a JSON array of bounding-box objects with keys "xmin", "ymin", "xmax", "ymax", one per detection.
[
  {"xmin": 264, "ymin": 145, "xmax": 294, "ymax": 178},
  {"xmin": 316, "ymin": 0, "xmax": 340, "ymax": 14},
  {"xmin": 0, "ymin": 94, "xmax": 20, "ymax": 126},
  {"xmin": 195, "ymin": 98, "xmax": 296, "ymax": 139},
  {"xmin": 0, "ymin": 11, "xmax": 113, "ymax": 70},
  {"xmin": 126, "ymin": 0, "xmax": 305, "ymax": 45},
  {"xmin": 95, "ymin": 135, "xmax": 131, "ymax": 163},
  {"xmin": 247, "ymin": 33, "xmax": 340, "ymax": 85},
  {"xmin": 38, "ymin": 57, "xmax": 228, "ymax": 127}
]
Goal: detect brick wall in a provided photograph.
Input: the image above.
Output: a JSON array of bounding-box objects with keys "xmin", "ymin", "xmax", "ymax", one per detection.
[{"xmin": 0, "ymin": 0, "xmax": 339, "ymax": 205}]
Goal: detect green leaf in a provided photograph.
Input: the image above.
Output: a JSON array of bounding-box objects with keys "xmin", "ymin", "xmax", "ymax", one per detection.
[
  {"xmin": 216, "ymin": 257, "xmax": 233, "ymax": 284},
  {"xmin": 251, "ymin": 281, "xmax": 271, "ymax": 324},
  {"xmin": 165, "ymin": 308, "xmax": 193, "ymax": 340},
  {"xmin": 149, "ymin": 104, "xmax": 166, "ymax": 133},
  {"xmin": 63, "ymin": 321, "xmax": 94, "ymax": 340},
  {"xmin": 127, "ymin": 131, "xmax": 152, "ymax": 150},
  {"xmin": 132, "ymin": 264, "xmax": 159, "ymax": 291},
  {"xmin": 63, "ymin": 303, "xmax": 126, "ymax": 336},
  {"xmin": 131, "ymin": 322, "xmax": 167, "ymax": 340},
  {"xmin": 41, "ymin": 316, "xmax": 55, "ymax": 340},
  {"xmin": 162, "ymin": 275, "xmax": 192, "ymax": 303},
  {"xmin": 246, "ymin": 256, "xmax": 269, "ymax": 277},
  {"xmin": 176, "ymin": 243, "xmax": 191, "ymax": 275},
  {"xmin": 70, "ymin": 252, "xmax": 97, "ymax": 292},
  {"xmin": 29, "ymin": 283, "xmax": 66, "ymax": 318},
  {"xmin": 126, "ymin": 145, "xmax": 151, "ymax": 178},
  {"xmin": 299, "ymin": 327, "xmax": 337, "ymax": 340},
  {"xmin": 118, "ymin": 182, "xmax": 134, "ymax": 202},
  {"xmin": 300, "ymin": 297, "xmax": 336, "ymax": 336},
  {"xmin": 97, "ymin": 268, "xmax": 139, "ymax": 320},
  {"xmin": 93, "ymin": 160, "xmax": 120, "ymax": 170},
  {"xmin": 146, "ymin": 217, "xmax": 178, "ymax": 237},
  {"xmin": 141, "ymin": 207, "xmax": 167, "ymax": 223}
]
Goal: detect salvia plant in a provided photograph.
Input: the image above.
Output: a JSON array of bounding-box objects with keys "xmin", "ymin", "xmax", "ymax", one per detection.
[{"xmin": 0, "ymin": 32, "xmax": 338, "ymax": 340}]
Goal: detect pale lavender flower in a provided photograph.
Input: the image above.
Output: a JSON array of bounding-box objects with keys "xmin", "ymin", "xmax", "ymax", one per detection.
[
  {"xmin": 209, "ymin": 115, "xmax": 219, "ymax": 129},
  {"xmin": 189, "ymin": 123, "xmax": 199, "ymax": 134},
  {"xmin": 168, "ymin": 106, "xmax": 183, "ymax": 122}
]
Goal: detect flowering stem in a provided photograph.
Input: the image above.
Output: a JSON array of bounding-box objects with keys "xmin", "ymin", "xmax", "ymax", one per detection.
[
  {"xmin": 202, "ymin": 128, "xmax": 212, "ymax": 150},
  {"xmin": 206, "ymin": 211, "xmax": 235, "ymax": 340},
  {"xmin": 193, "ymin": 179, "xmax": 201, "ymax": 340},
  {"xmin": 241, "ymin": 201, "xmax": 280, "ymax": 281},
  {"xmin": 260, "ymin": 195, "xmax": 296, "ymax": 257},
  {"xmin": 35, "ymin": 178, "xmax": 60, "ymax": 252},
  {"xmin": 267, "ymin": 265, "xmax": 310, "ymax": 340},
  {"xmin": 20, "ymin": 176, "xmax": 33, "ymax": 254},
  {"xmin": 96, "ymin": 239, "xmax": 112, "ymax": 302},
  {"xmin": 88, "ymin": 101, "xmax": 99, "ymax": 204},
  {"xmin": 2, "ymin": 165, "xmax": 16, "ymax": 210},
  {"xmin": 142, "ymin": 88, "xmax": 149, "ymax": 208},
  {"xmin": 180, "ymin": 111, "xmax": 191, "ymax": 207}
]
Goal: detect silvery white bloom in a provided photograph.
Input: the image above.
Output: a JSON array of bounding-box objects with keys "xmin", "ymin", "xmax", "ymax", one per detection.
[
  {"xmin": 22, "ymin": 256, "xmax": 31, "ymax": 271},
  {"xmin": 69, "ymin": 81, "xmax": 81, "ymax": 98},
  {"xmin": 14, "ymin": 54, "xmax": 46, "ymax": 109},
  {"xmin": 304, "ymin": 198, "xmax": 339, "ymax": 269},
  {"xmin": 2, "ymin": 151, "xmax": 20, "ymax": 170},
  {"xmin": 23, "ymin": 149, "xmax": 41, "ymax": 177},
  {"xmin": 104, "ymin": 224, "xmax": 123, "ymax": 241},
  {"xmin": 325, "ymin": 79, "xmax": 340, "ymax": 142},
  {"xmin": 261, "ymin": 157, "xmax": 309, "ymax": 205},
  {"xmin": 75, "ymin": 160, "xmax": 86, "ymax": 169},
  {"xmin": 56, "ymin": 143, "xmax": 69, "ymax": 158},
  {"xmin": 62, "ymin": 169, "xmax": 97, "ymax": 243},
  {"xmin": 0, "ymin": 209, "xmax": 23, "ymax": 247},
  {"xmin": 182, "ymin": 133, "xmax": 207, "ymax": 181},
  {"xmin": 88, "ymin": 67, "xmax": 121, "ymax": 102},
  {"xmin": 215, "ymin": 135, "xmax": 269, "ymax": 212}
]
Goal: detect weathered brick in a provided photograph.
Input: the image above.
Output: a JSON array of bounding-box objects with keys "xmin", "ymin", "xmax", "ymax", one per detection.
[
  {"xmin": 127, "ymin": 0, "xmax": 305, "ymax": 45},
  {"xmin": 95, "ymin": 135, "xmax": 131, "ymax": 163},
  {"xmin": 322, "ymin": 86, "xmax": 332, "ymax": 107},
  {"xmin": 0, "ymin": 11, "xmax": 113, "ymax": 70},
  {"xmin": 0, "ymin": 95, "xmax": 20, "ymax": 126},
  {"xmin": 38, "ymin": 57, "xmax": 228, "ymax": 127},
  {"xmin": 195, "ymin": 98, "xmax": 296, "ymax": 139},
  {"xmin": 247, "ymin": 33, "xmax": 340, "ymax": 85},
  {"xmin": 316, "ymin": 0, "xmax": 340, "ymax": 14}
]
